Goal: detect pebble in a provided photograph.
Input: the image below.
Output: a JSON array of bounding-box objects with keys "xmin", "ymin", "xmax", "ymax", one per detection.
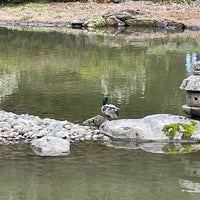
[{"xmin": 0, "ymin": 110, "xmax": 105, "ymax": 143}]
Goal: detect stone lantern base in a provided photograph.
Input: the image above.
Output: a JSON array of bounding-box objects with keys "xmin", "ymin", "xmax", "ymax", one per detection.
[{"xmin": 182, "ymin": 104, "xmax": 200, "ymax": 118}]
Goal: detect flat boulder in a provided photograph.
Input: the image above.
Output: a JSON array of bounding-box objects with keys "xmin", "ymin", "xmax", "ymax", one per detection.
[
  {"xmin": 31, "ymin": 136, "xmax": 70, "ymax": 156},
  {"xmin": 99, "ymin": 114, "xmax": 200, "ymax": 142}
]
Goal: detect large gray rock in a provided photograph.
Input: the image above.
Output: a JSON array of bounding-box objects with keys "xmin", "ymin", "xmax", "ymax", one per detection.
[
  {"xmin": 31, "ymin": 136, "xmax": 70, "ymax": 156},
  {"xmin": 99, "ymin": 114, "xmax": 200, "ymax": 142},
  {"xmin": 193, "ymin": 0, "xmax": 200, "ymax": 6}
]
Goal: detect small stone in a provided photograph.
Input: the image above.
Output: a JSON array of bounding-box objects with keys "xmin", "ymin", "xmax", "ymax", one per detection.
[
  {"xmin": 13, "ymin": 124, "xmax": 25, "ymax": 130},
  {"xmin": 64, "ymin": 125, "xmax": 71, "ymax": 130},
  {"xmin": 9, "ymin": 132, "xmax": 19, "ymax": 138},
  {"xmin": 85, "ymin": 134, "xmax": 92, "ymax": 140},
  {"xmin": 103, "ymin": 136, "xmax": 110, "ymax": 140},
  {"xmin": 1, "ymin": 127, "xmax": 10, "ymax": 132},
  {"xmin": 55, "ymin": 131, "xmax": 66, "ymax": 139},
  {"xmin": 92, "ymin": 135, "xmax": 99, "ymax": 140},
  {"xmin": 46, "ymin": 126, "xmax": 54, "ymax": 132},
  {"xmin": 0, "ymin": 122, "xmax": 11, "ymax": 129},
  {"xmin": 31, "ymin": 130, "xmax": 49, "ymax": 139},
  {"xmin": 24, "ymin": 131, "xmax": 33, "ymax": 138}
]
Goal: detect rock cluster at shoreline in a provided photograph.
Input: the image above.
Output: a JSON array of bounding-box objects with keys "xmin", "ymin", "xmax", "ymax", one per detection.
[
  {"xmin": 0, "ymin": 15, "xmax": 197, "ymax": 31},
  {"xmin": 0, "ymin": 110, "xmax": 105, "ymax": 144},
  {"xmin": 0, "ymin": 1, "xmax": 200, "ymax": 31}
]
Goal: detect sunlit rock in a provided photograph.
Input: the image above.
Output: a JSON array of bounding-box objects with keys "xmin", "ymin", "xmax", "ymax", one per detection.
[
  {"xmin": 100, "ymin": 114, "xmax": 200, "ymax": 142},
  {"xmin": 31, "ymin": 136, "xmax": 70, "ymax": 156}
]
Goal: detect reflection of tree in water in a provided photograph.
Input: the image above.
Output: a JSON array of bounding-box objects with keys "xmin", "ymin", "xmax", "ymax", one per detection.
[
  {"xmin": 186, "ymin": 53, "xmax": 197, "ymax": 75},
  {"xmin": 100, "ymin": 64, "xmax": 146, "ymax": 105},
  {"xmin": 0, "ymin": 71, "xmax": 20, "ymax": 103}
]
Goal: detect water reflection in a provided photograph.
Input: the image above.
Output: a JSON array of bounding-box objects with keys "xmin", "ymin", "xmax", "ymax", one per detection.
[
  {"xmin": 1, "ymin": 142, "xmax": 200, "ymax": 199},
  {"xmin": 104, "ymin": 140, "xmax": 200, "ymax": 154},
  {"xmin": 1, "ymin": 27, "xmax": 200, "ymax": 122},
  {"xmin": 179, "ymin": 158, "xmax": 200, "ymax": 198},
  {"xmin": 0, "ymin": 70, "xmax": 20, "ymax": 103},
  {"xmin": 186, "ymin": 53, "xmax": 197, "ymax": 74},
  {"xmin": 0, "ymin": 27, "xmax": 200, "ymax": 199}
]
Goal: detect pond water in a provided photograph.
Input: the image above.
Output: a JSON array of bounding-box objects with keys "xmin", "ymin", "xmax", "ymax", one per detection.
[
  {"xmin": 1, "ymin": 27, "xmax": 200, "ymax": 123},
  {"xmin": 1, "ymin": 142, "xmax": 200, "ymax": 200},
  {"xmin": 0, "ymin": 26, "xmax": 200, "ymax": 199}
]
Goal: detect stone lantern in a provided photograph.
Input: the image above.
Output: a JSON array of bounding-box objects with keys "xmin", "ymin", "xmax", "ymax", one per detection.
[{"xmin": 180, "ymin": 61, "xmax": 200, "ymax": 118}]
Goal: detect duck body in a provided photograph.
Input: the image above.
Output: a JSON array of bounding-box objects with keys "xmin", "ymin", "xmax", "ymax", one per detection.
[{"xmin": 101, "ymin": 96, "xmax": 120, "ymax": 119}]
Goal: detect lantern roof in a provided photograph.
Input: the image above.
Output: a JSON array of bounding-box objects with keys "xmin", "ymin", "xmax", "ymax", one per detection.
[{"xmin": 180, "ymin": 61, "xmax": 200, "ymax": 91}]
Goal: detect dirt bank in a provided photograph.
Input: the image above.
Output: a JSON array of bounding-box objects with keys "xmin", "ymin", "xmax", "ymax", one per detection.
[{"xmin": 0, "ymin": 1, "xmax": 199, "ymax": 27}]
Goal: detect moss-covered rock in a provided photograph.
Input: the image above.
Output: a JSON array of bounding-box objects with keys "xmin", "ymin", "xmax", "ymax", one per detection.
[
  {"xmin": 83, "ymin": 18, "xmax": 106, "ymax": 28},
  {"xmin": 162, "ymin": 121, "xmax": 197, "ymax": 139},
  {"xmin": 100, "ymin": 114, "xmax": 200, "ymax": 142},
  {"xmin": 125, "ymin": 19, "xmax": 156, "ymax": 27}
]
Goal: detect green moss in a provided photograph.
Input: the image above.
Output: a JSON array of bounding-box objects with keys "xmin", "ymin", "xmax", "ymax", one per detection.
[
  {"xmin": 125, "ymin": 19, "xmax": 156, "ymax": 27},
  {"xmin": 83, "ymin": 18, "xmax": 106, "ymax": 28},
  {"xmin": 162, "ymin": 121, "xmax": 197, "ymax": 139}
]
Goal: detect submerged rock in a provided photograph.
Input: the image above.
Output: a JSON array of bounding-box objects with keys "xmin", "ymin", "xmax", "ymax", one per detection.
[{"xmin": 31, "ymin": 136, "xmax": 70, "ymax": 156}]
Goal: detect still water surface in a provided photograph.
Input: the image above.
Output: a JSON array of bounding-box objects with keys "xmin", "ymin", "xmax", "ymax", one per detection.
[
  {"xmin": 0, "ymin": 27, "xmax": 200, "ymax": 199},
  {"xmin": 1, "ymin": 142, "xmax": 200, "ymax": 200},
  {"xmin": 1, "ymin": 27, "xmax": 199, "ymax": 122}
]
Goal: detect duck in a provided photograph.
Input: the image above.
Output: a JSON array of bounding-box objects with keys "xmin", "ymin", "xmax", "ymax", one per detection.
[{"xmin": 101, "ymin": 96, "xmax": 120, "ymax": 120}]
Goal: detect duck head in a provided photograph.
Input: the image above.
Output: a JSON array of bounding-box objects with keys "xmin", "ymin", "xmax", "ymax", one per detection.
[{"xmin": 103, "ymin": 96, "xmax": 108, "ymax": 105}]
